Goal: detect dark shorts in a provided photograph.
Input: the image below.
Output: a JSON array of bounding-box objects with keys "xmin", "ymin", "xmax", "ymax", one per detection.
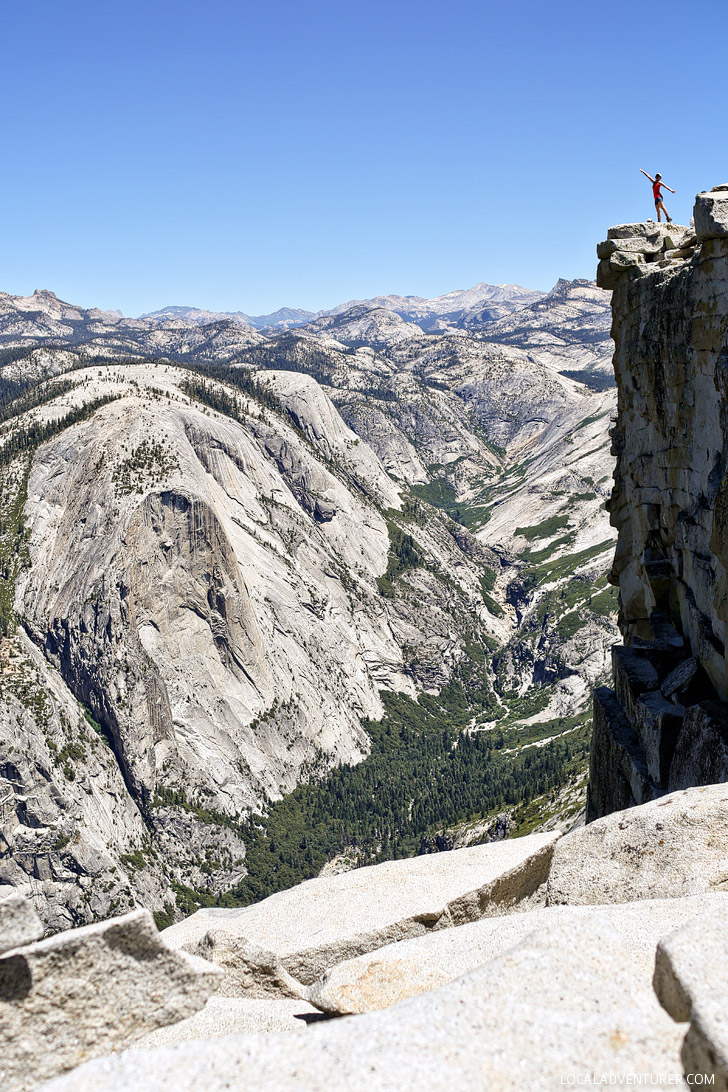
[{"xmin": 655, "ymin": 196, "xmax": 663, "ymax": 206}]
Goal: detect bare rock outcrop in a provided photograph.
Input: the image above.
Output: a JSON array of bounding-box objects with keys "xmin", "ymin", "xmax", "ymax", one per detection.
[
  {"xmin": 548, "ymin": 783, "xmax": 728, "ymax": 905},
  {"xmin": 2, "ymin": 279, "xmax": 622, "ymax": 926},
  {"xmin": 654, "ymin": 904, "xmax": 728, "ymax": 1090},
  {"xmin": 588, "ymin": 186, "xmax": 728, "ymax": 818},
  {"xmin": 0, "ymin": 629, "xmax": 165, "ymax": 931},
  {"xmin": 0, "ymin": 906, "xmax": 220, "ymax": 1092},
  {"xmin": 306, "ymin": 892, "xmax": 728, "ymax": 1016},
  {"xmin": 9, "ymin": 790, "xmax": 728, "ymax": 1089}
]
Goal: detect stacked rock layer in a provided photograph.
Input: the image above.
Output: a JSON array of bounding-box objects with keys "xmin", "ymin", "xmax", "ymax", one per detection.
[{"xmin": 588, "ymin": 186, "xmax": 728, "ymax": 819}]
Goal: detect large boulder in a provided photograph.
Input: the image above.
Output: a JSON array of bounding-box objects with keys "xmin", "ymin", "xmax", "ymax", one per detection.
[
  {"xmin": 654, "ymin": 904, "xmax": 728, "ymax": 1090},
  {"xmin": 0, "ymin": 909, "xmax": 221, "ymax": 1092},
  {"xmin": 694, "ymin": 188, "xmax": 728, "ymax": 240},
  {"xmin": 163, "ymin": 833, "xmax": 559, "ymax": 985},
  {"xmin": 39, "ymin": 917, "xmax": 687, "ymax": 1092},
  {"xmin": 0, "ymin": 892, "xmax": 43, "ymax": 955},
  {"xmin": 548, "ymin": 784, "xmax": 728, "ymax": 905},
  {"xmin": 190, "ymin": 932, "xmax": 305, "ymax": 998},
  {"xmin": 307, "ymin": 892, "xmax": 728, "ymax": 1015}
]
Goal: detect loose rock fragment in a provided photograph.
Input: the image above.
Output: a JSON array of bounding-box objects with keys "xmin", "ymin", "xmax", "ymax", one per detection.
[
  {"xmin": 654, "ymin": 904, "xmax": 728, "ymax": 1090},
  {"xmin": 190, "ymin": 930, "xmax": 306, "ymax": 998},
  {"xmin": 0, "ymin": 909, "xmax": 221, "ymax": 1092},
  {"xmin": 0, "ymin": 892, "xmax": 43, "ymax": 955},
  {"xmin": 548, "ymin": 784, "xmax": 728, "ymax": 905},
  {"xmin": 661, "ymin": 657, "xmax": 699, "ymax": 701},
  {"xmin": 307, "ymin": 892, "xmax": 728, "ymax": 1015}
]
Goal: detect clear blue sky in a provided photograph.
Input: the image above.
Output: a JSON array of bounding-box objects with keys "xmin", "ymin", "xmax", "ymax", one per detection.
[{"xmin": 3, "ymin": 0, "xmax": 726, "ymax": 316}]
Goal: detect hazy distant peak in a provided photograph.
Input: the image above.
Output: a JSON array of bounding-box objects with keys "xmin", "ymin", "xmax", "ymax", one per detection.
[
  {"xmin": 140, "ymin": 304, "xmax": 316, "ymax": 331},
  {"xmin": 139, "ymin": 304, "xmax": 255, "ymax": 328},
  {"xmin": 138, "ymin": 282, "xmax": 546, "ymax": 337},
  {"xmin": 318, "ymin": 282, "xmax": 545, "ymax": 332}
]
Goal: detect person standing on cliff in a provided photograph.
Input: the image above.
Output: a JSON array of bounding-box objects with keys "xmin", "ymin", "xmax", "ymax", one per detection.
[{"xmin": 639, "ymin": 169, "xmax": 675, "ymax": 223}]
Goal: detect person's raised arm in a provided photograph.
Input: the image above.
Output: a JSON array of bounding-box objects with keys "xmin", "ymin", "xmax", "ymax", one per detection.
[{"xmin": 639, "ymin": 169, "xmax": 655, "ymax": 182}]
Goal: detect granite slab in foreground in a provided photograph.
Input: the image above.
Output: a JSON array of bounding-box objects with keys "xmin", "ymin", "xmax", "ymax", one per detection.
[
  {"xmin": 163, "ymin": 832, "xmax": 559, "ymax": 984},
  {"xmin": 307, "ymin": 891, "xmax": 728, "ymax": 1015},
  {"xmin": 39, "ymin": 917, "xmax": 688, "ymax": 1092}
]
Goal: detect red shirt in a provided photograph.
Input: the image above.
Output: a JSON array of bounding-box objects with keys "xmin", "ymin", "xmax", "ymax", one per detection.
[{"xmin": 653, "ymin": 180, "xmax": 662, "ymax": 199}]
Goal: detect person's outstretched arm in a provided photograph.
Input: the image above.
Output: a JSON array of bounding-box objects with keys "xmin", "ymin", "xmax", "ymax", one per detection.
[
  {"xmin": 639, "ymin": 169, "xmax": 655, "ymax": 182},
  {"xmin": 664, "ymin": 184, "xmax": 676, "ymax": 193}
]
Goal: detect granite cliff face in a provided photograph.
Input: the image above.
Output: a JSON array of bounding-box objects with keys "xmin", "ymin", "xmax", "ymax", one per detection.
[
  {"xmin": 588, "ymin": 186, "xmax": 728, "ymax": 819},
  {"xmin": 5, "ymin": 364, "xmax": 495, "ymax": 926}
]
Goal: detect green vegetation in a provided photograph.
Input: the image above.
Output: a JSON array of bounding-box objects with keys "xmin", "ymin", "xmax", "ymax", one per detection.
[
  {"xmin": 0, "ymin": 390, "xmax": 122, "ymax": 640},
  {"xmin": 556, "ymin": 610, "xmax": 583, "ymax": 640},
  {"xmin": 121, "ymin": 849, "xmax": 147, "ymax": 872},
  {"xmin": 493, "ymin": 686, "xmax": 551, "ymax": 723},
  {"xmin": 0, "ymin": 377, "xmax": 75, "ymax": 426},
  {"xmin": 151, "ymin": 785, "xmax": 238, "ymax": 831},
  {"xmin": 153, "ymin": 903, "xmax": 176, "ymax": 931},
  {"xmin": 171, "ymin": 880, "xmax": 219, "ymax": 916},
  {"xmin": 480, "ymin": 566, "xmax": 497, "ymax": 591},
  {"xmin": 520, "ymin": 534, "xmax": 575, "ymax": 562},
  {"xmin": 83, "ymin": 706, "xmax": 116, "ymax": 750},
  {"xmin": 221, "ymin": 676, "xmax": 589, "ymax": 908},
  {"xmin": 411, "ymin": 478, "xmax": 457, "ymax": 509},
  {"xmin": 453, "ymin": 504, "xmax": 492, "ymax": 530},
  {"xmin": 0, "ymin": 384, "xmax": 119, "ymax": 636},
  {"xmin": 479, "ymin": 566, "xmax": 504, "ymax": 616},
  {"xmin": 521, "ymin": 539, "xmax": 615, "ymax": 592},
  {"xmin": 515, "ymin": 514, "xmax": 570, "ymax": 541},
  {"xmin": 0, "ymin": 395, "xmax": 119, "ymax": 470},
  {"xmin": 244, "ymin": 333, "xmax": 335, "ymax": 387},
  {"xmin": 589, "ymin": 584, "xmax": 619, "ymax": 616},
  {"xmin": 376, "ymin": 521, "xmax": 424, "ymax": 597},
  {"xmin": 0, "ymin": 646, "xmax": 52, "ymax": 723},
  {"xmin": 573, "ymin": 409, "xmax": 612, "ymax": 432},
  {"xmin": 481, "ymin": 588, "xmax": 504, "ymax": 617},
  {"xmin": 0, "ymin": 337, "xmax": 616, "ymax": 925},
  {"xmin": 179, "ymin": 369, "xmax": 285, "ymax": 418},
  {"xmin": 410, "ymin": 477, "xmax": 491, "ymax": 530},
  {"xmin": 112, "ymin": 439, "xmax": 180, "ymax": 496},
  {"xmin": 0, "ymin": 462, "xmax": 30, "ymax": 637}
]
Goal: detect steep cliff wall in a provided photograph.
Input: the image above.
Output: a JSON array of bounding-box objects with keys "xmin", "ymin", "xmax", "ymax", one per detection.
[{"xmin": 587, "ymin": 187, "xmax": 728, "ymax": 819}]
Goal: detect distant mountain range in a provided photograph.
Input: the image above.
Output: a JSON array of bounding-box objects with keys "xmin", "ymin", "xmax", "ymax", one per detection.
[
  {"xmin": 139, "ymin": 304, "xmax": 317, "ymax": 330},
  {"xmin": 139, "ymin": 282, "xmax": 546, "ymax": 334},
  {"xmin": 1, "ymin": 278, "xmax": 612, "ymax": 386}
]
